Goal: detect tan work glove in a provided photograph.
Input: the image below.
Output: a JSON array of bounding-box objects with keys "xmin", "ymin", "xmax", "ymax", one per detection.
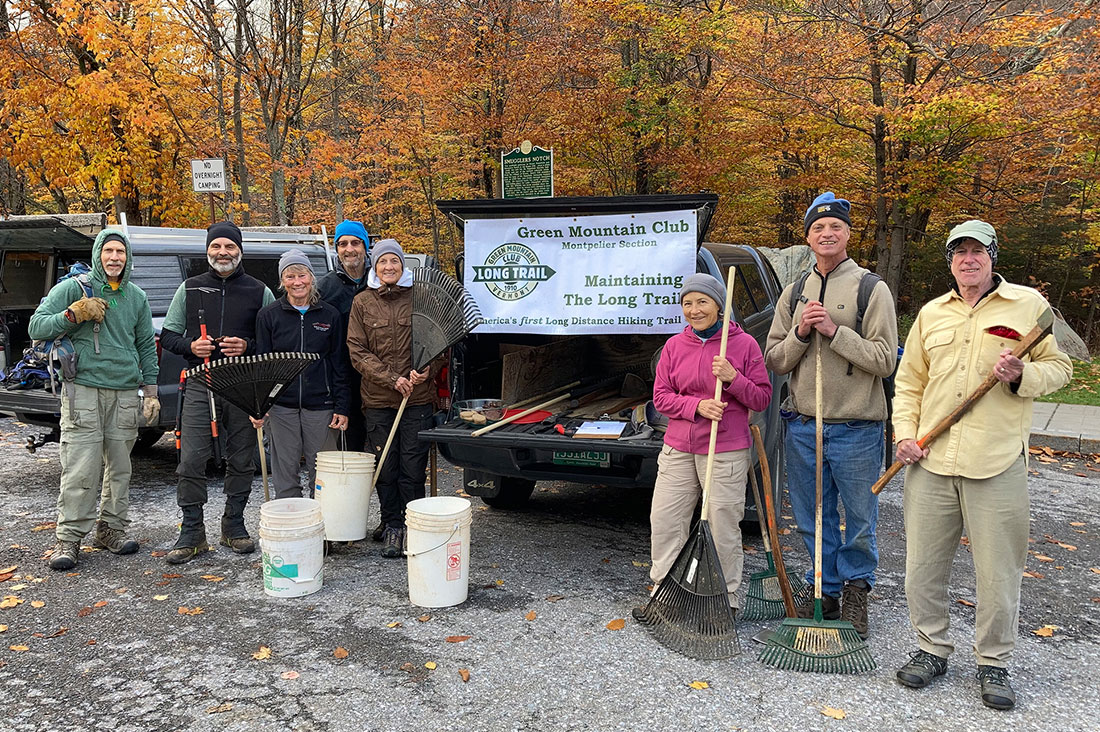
[
  {"xmin": 142, "ymin": 385, "xmax": 160, "ymax": 426},
  {"xmin": 68, "ymin": 297, "xmax": 108, "ymax": 323}
]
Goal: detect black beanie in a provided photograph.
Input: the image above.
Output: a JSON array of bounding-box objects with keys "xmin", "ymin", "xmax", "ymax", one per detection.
[{"xmin": 207, "ymin": 221, "xmax": 243, "ymax": 250}]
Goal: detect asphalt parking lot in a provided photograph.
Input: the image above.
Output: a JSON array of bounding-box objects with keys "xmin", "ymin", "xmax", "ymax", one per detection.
[{"xmin": 0, "ymin": 416, "xmax": 1097, "ymax": 732}]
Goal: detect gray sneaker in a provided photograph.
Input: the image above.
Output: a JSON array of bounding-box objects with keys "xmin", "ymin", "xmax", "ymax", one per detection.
[
  {"xmin": 380, "ymin": 527, "xmax": 404, "ymax": 559},
  {"xmin": 977, "ymin": 665, "xmax": 1016, "ymax": 710},
  {"xmin": 92, "ymin": 521, "xmax": 139, "ymax": 555},
  {"xmin": 48, "ymin": 540, "xmax": 80, "ymax": 571},
  {"xmin": 896, "ymin": 650, "xmax": 948, "ymax": 689}
]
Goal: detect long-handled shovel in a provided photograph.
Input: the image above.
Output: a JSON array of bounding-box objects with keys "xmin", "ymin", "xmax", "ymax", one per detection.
[
  {"xmin": 638, "ymin": 267, "xmax": 740, "ymax": 660},
  {"xmin": 742, "ymin": 424, "xmax": 803, "ymax": 621},
  {"xmin": 759, "ymin": 334, "xmax": 874, "ymax": 673},
  {"xmin": 872, "ymin": 307, "xmax": 1055, "ymax": 494}
]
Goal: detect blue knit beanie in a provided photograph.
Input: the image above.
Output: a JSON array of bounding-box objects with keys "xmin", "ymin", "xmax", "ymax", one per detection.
[
  {"xmin": 804, "ymin": 192, "xmax": 852, "ymax": 234},
  {"xmin": 333, "ymin": 220, "xmax": 369, "ymax": 248}
]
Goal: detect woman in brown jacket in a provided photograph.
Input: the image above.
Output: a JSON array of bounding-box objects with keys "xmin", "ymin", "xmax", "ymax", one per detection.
[{"xmin": 346, "ymin": 240, "xmax": 434, "ymax": 558}]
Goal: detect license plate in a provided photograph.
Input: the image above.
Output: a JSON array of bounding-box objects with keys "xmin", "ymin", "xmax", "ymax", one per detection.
[{"xmin": 552, "ymin": 451, "xmax": 611, "ymax": 468}]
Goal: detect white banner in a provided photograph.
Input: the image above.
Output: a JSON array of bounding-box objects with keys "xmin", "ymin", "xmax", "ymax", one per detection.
[{"xmin": 464, "ymin": 211, "xmax": 697, "ymax": 334}]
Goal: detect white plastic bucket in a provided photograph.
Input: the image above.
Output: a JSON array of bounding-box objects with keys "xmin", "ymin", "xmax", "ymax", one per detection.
[
  {"xmin": 405, "ymin": 496, "xmax": 472, "ymax": 608},
  {"xmin": 313, "ymin": 451, "xmax": 375, "ymax": 541},
  {"xmin": 259, "ymin": 498, "xmax": 325, "ymax": 598}
]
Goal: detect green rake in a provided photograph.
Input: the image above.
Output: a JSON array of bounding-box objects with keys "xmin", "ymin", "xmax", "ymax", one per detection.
[
  {"xmin": 741, "ymin": 426, "xmax": 805, "ymax": 621},
  {"xmin": 758, "ymin": 334, "xmax": 874, "ymax": 673}
]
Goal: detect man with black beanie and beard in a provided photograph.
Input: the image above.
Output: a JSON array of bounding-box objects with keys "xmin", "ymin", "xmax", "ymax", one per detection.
[{"xmin": 160, "ymin": 221, "xmax": 274, "ymax": 564}]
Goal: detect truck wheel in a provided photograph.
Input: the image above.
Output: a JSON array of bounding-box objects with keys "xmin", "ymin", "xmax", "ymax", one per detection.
[
  {"xmin": 134, "ymin": 428, "xmax": 166, "ymax": 452},
  {"xmin": 481, "ymin": 477, "xmax": 536, "ymax": 509}
]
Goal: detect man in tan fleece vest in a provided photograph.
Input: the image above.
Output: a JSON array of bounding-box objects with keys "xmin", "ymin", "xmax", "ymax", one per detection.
[{"xmin": 765, "ymin": 192, "xmax": 898, "ymax": 639}]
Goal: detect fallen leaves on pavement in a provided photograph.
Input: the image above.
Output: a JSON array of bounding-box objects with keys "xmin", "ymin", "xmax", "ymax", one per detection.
[
  {"xmin": 459, "ymin": 668, "xmax": 470, "ymax": 682},
  {"xmin": 93, "ymin": 600, "xmax": 108, "ymax": 608},
  {"xmin": 280, "ymin": 671, "xmax": 299, "ymax": 680},
  {"xmin": 1033, "ymin": 625, "xmax": 1058, "ymax": 637},
  {"xmin": 417, "ymin": 614, "xmax": 431, "ymax": 622},
  {"xmin": 333, "ymin": 647, "xmax": 348, "ymax": 659},
  {"xmin": 177, "ymin": 606, "xmax": 203, "ymax": 616},
  {"xmin": 201, "ymin": 575, "xmax": 225, "ymax": 582},
  {"xmin": 545, "ymin": 595, "xmax": 564, "ymax": 603},
  {"xmin": 424, "ymin": 661, "xmax": 437, "ymax": 670},
  {"xmin": 1023, "ymin": 571, "xmax": 1044, "ymax": 579},
  {"xmin": 445, "ymin": 635, "xmax": 471, "ymax": 643},
  {"xmin": 252, "ymin": 646, "xmax": 272, "ymax": 660},
  {"xmin": 1, "ymin": 596, "xmax": 24, "ymax": 609},
  {"xmin": 30, "ymin": 601, "xmax": 44, "ymax": 609},
  {"xmin": 30, "ymin": 522, "xmax": 56, "ymax": 532},
  {"xmin": 386, "ymin": 621, "xmax": 402, "ymax": 628},
  {"xmin": 206, "ymin": 703, "xmax": 233, "ymax": 714},
  {"xmin": 956, "ymin": 598, "xmax": 975, "ymax": 607},
  {"xmin": 153, "ymin": 595, "xmax": 169, "ymax": 601},
  {"xmin": 525, "ymin": 611, "xmax": 537, "ymax": 621},
  {"xmin": 688, "ymin": 680, "xmax": 709, "ymax": 690},
  {"xmin": 9, "ymin": 645, "xmax": 28, "ymax": 652},
  {"xmin": 606, "ymin": 618, "xmax": 625, "ymax": 631},
  {"xmin": 821, "ymin": 707, "xmax": 847, "ymax": 720}
]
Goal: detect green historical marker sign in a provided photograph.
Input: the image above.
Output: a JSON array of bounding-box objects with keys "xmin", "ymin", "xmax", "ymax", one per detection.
[{"xmin": 501, "ymin": 140, "xmax": 553, "ymax": 199}]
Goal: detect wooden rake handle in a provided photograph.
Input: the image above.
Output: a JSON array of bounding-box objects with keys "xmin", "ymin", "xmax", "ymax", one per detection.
[
  {"xmin": 471, "ymin": 392, "xmax": 571, "ymax": 437},
  {"xmin": 751, "ymin": 423, "xmax": 797, "ymax": 617},
  {"xmin": 700, "ymin": 267, "xmax": 737, "ymax": 522},
  {"xmin": 871, "ymin": 308, "xmax": 1055, "ymax": 495}
]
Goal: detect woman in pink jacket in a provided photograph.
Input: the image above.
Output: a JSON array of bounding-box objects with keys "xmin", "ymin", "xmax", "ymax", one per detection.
[{"xmin": 634, "ymin": 273, "xmax": 772, "ymax": 621}]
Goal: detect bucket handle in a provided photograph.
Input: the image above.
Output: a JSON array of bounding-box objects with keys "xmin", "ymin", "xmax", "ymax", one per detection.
[
  {"xmin": 404, "ymin": 521, "xmax": 463, "ymax": 559},
  {"xmin": 266, "ymin": 562, "xmax": 324, "ymax": 585}
]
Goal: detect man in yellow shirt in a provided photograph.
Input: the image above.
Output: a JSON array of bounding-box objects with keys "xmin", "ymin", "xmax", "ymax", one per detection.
[{"xmin": 891, "ymin": 220, "xmax": 1071, "ymax": 710}]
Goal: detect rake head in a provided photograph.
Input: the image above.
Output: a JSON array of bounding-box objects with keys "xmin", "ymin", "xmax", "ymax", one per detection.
[
  {"xmin": 758, "ymin": 615, "xmax": 875, "ymax": 673},
  {"xmin": 411, "ymin": 267, "xmax": 483, "ymax": 371},
  {"xmin": 639, "ymin": 520, "xmax": 740, "ymax": 660},
  {"xmin": 741, "ymin": 569, "xmax": 808, "ymax": 622},
  {"xmin": 184, "ymin": 352, "xmax": 319, "ymax": 419}
]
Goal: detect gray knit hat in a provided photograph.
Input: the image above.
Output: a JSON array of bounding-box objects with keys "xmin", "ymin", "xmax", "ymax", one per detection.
[
  {"xmin": 371, "ymin": 239, "xmax": 405, "ymax": 269},
  {"xmin": 680, "ymin": 273, "xmax": 726, "ymax": 311},
  {"xmin": 278, "ymin": 248, "xmax": 313, "ymax": 278}
]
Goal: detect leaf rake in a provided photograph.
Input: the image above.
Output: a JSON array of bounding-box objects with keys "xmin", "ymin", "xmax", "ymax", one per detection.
[
  {"xmin": 185, "ymin": 352, "xmax": 320, "ymax": 501},
  {"xmin": 758, "ymin": 336, "xmax": 874, "ymax": 673}
]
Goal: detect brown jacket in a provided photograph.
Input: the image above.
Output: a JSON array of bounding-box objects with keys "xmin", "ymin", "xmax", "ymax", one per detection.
[{"xmin": 347, "ymin": 284, "xmax": 434, "ymax": 409}]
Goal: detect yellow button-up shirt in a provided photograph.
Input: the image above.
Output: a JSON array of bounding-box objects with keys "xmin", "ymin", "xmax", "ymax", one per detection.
[{"xmin": 892, "ymin": 277, "xmax": 1072, "ymax": 479}]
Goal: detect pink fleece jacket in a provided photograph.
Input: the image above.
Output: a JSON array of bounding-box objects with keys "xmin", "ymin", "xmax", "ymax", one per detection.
[{"xmin": 654, "ymin": 322, "xmax": 772, "ymax": 455}]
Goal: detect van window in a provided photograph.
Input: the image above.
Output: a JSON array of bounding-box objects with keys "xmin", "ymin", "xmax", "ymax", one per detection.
[
  {"xmin": 184, "ymin": 256, "xmax": 283, "ymax": 292},
  {"xmin": 740, "ymin": 262, "xmax": 772, "ymax": 314}
]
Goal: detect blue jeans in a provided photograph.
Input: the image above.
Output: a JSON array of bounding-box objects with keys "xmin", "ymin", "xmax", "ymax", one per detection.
[{"xmin": 784, "ymin": 416, "xmax": 883, "ymax": 596}]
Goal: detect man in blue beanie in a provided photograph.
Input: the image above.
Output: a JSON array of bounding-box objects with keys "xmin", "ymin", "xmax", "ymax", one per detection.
[
  {"xmin": 764, "ymin": 192, "xmax": 898, "ymax": 639},
  {"xmin": 319, "ymin": 219, "xmax": 370, "ymax": 462}
]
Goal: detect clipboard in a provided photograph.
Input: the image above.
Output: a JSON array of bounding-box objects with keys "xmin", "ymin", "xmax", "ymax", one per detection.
[{"xmin": 572, "ymin": 421, "xmax": 626, "ymax": 439}]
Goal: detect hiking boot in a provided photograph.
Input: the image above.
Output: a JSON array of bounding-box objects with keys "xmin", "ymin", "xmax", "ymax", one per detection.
[
  {"xmin": 795, "ymin": 591, "xmax": 840, "ymax": 620},
  {"xmin": 166, "ymin": 530, "xmax": 210, "ymax": 565},
  {"xmin": 380, "ymin": 527, "xmax": 404, "ymax": 559},
  {"xmin": 976, "ymin": 665, "xmax": 1016, "ymax": 710},
  {"xmin": 841, "ymin": 579, "xmax": 870, "ymax": 638},
  {"xmin": 896, "ymin": 650, "xmax": 948, "ymax": 689},
  {"xmin": 631, "ymin": 606, "xmax": 653, "ymax": 626},
  {"xmin": 49, "ymin": 540, "xmax": 80, "ymax": 571},
  {"xmin": 219, "ymin": 533, "xmax": 256, "ymax": 554},
  {"xmin": 92, "ymin": 521, "xmax": 139, "ymax": 555},
  {"xmin": 371, "ymin": 521, "xmax": 385, "ymax": 542}
]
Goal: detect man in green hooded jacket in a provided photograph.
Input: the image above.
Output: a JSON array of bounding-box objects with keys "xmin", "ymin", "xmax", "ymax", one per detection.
[{"xmin": 29, "ymin": 229, "xmax": 159, "ymax": 571}]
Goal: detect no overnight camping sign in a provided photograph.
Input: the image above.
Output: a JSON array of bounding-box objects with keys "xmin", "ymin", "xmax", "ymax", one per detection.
[{"xmin": 464, "ymin": 211, "xmax": 697, "ymax": 334}]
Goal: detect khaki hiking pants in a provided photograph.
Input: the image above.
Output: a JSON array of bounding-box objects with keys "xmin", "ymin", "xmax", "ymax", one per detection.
[
  {"xmin": 56, "ymin": 383, "xmax": 140, "ymax": 541},
  {"xmin": 903, "ymin": 456, "xmax": 1028, "ymax": 667},
  {"xmin": 649, "ymin": 445, "xmax": 749, "ymax": 608}
]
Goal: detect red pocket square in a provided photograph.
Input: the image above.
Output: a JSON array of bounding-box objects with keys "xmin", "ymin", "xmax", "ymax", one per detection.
[{"xmin": 986, "ymin": 325, "xmax": 1021, "ymax": 340}]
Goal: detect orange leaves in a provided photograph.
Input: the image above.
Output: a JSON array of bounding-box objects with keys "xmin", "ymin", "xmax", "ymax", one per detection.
[
  {"xmin": 458, "ymin": 668, "xmax": 471, "ymax": 683},
  {"xmin": 252, "ymin": 646, "xmax": 272, "ymax": 661},
  {"xmin": 333, "ymin": 647, "xmax": 349, "ymax": 659},
  {"xmin": 524, "ymin": 611, "xmax": 537, "ymax": 621},
  {"xmin": 1032, "ymin": 625, "xmax": 1058, "ymax": 637},
  {"xmin": 606, "ymin": 618, "xmax": 626, "ymax": 631},
  {"xmin": 445, "ymin": 635, "xmax": 471, "ymax": 643},
  {"xmin": 177, "ymin": 606, "xmax": 203, "ymax": 616}
]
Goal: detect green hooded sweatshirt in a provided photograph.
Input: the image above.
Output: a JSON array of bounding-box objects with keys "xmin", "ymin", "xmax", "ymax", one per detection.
[{"xmin": 28, "ymin": 229, "xmax": 158, "ymax": 390}]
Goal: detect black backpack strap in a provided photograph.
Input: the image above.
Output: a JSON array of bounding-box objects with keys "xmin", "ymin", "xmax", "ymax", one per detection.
[
  {"xmin": 788, "ymin": 271, "xmax": 811, "ymax": 317},
  {"xmin": 845, "ymin": 271, "xmax": 884, "ymax": 376}
]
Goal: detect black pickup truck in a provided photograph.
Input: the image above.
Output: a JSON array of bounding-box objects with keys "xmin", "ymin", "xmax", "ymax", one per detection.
[
  {"xmin": 0, "ymin": 216, "xmax": 330, "ymax": 451},
  {"xmin": 421, "ymin": 195, "xmax": 789, "ymax": 518}
]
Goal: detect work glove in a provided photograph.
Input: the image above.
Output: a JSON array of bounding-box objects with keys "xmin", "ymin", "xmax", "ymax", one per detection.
[
  {"xmin": 69, "ymin": 297, "xmax": 108, "ymax": 323},
  {"xmin": 142, "ymin": 385, "xmax": 160, "ymax": 426}
]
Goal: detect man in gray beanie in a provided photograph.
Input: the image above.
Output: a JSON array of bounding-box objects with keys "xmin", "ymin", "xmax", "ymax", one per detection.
[
  {"xmin": 891, "ymin": 219, "xmax": 1070, "ymax": 709},
  {"xmin": 764, "ymin": 192, "xmax": 898, "ymax": 640}
]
